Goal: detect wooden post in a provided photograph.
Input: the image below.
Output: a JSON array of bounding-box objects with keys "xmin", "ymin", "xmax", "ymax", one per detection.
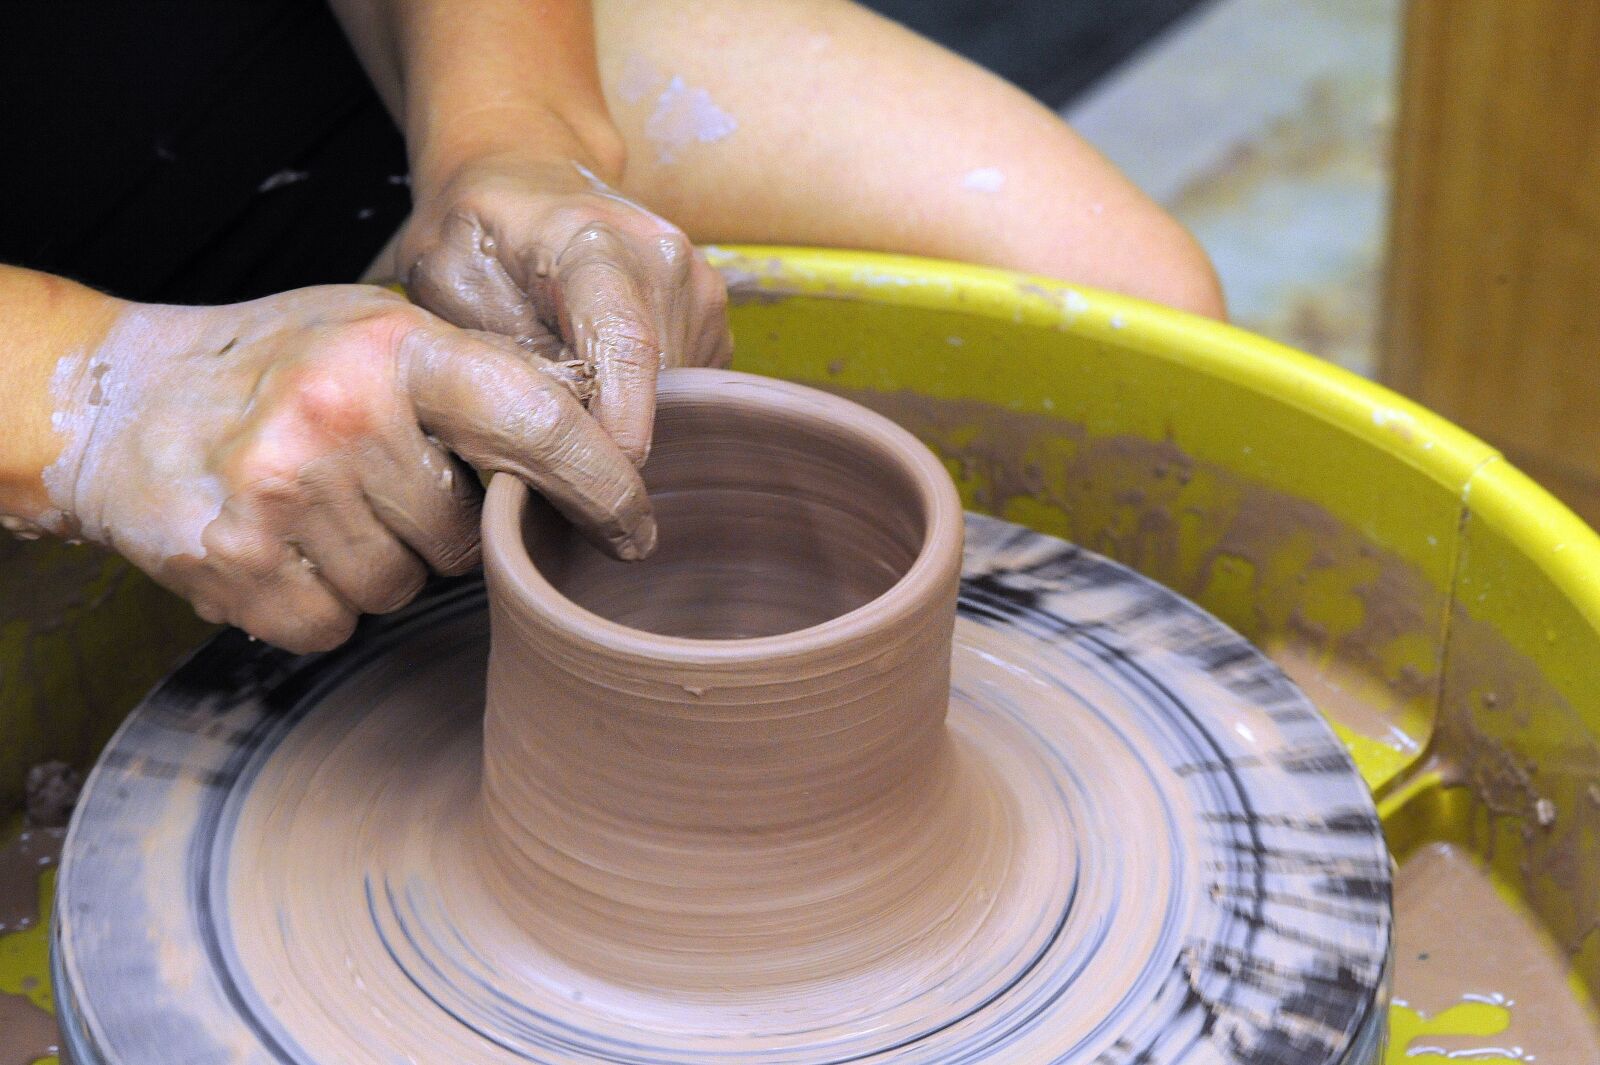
[{"xmin": 1382, "ymin": 0, "xmax": 1600, "ymax": 528}]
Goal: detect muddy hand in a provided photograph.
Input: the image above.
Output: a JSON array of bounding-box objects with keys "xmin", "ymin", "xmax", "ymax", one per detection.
[
  {"xmin": 44, "ymin": 286, "xmax": 653, "ymax": 653},
  {"xmin": 399, "ymin": 155, "xmax": 732, "ymax": 464}
]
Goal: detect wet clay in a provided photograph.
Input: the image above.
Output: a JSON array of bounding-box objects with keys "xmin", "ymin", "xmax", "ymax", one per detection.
[
  {"xmin": 1393, "ymin": 842, "xmax": 1600, "ymax": 1062},
  {"xmin": 0, "ymin": 994, "xmax": 58, "ymax": 1065},
  {"xmin": 473, "ymin": 373, "xmax": 1002, "ymax": 993},
  {"xmin": 1270, "ymin": 642, "xmax": 1423, "ymax": 754},
  {"xmin": 0, "ymin": 827, "xmax": 62, "ymax": 934},
  {"xmin": 0, "ymin": 825, "xmax": 63, "ymax": 1065},
  {"xmin": 224, "ymin": 370, "xmax": 1090, "ymax": 1051},
  {"xmin": 194, "ymin": 371, "xmax": 1388, "ymax": 1062}
]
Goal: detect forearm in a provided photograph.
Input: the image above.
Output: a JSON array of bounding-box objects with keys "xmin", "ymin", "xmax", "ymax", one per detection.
[
  {"xmin": 326, "ymin": 1, "xmax": 729, "ymax": 472},
  {"xmin": 327, "ymin": 0, "xmax": 625, "ymax": 190},
  {"xmin": 0, "ymin": 266, "xmax": 122, "ymax": 527}
]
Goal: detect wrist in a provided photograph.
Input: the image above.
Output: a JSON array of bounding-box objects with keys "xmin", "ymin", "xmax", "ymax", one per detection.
[
  {"xmin": 410, "ymin": 101, "xmax": 627, "ymax": 200},
  {"xmin": 0, "ymin": 268, "xmax": 125, "ymax": 533}
]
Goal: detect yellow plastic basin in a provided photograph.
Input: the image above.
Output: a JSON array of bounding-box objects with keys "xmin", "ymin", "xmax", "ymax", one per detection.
[{"xmin": 5, "ymin": 246, "xmax": 1600, "ymax": 1062}]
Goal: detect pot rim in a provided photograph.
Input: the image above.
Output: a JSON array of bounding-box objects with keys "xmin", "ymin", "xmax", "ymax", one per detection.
[{"xmin": 481, "ymin": 368, "xmax": 963, "ymax": 666}]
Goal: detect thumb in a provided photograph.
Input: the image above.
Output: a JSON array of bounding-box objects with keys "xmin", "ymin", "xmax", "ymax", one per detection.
[{"xmin": 404, "ymin": 211, "xmax": 546, "ymax": 342}]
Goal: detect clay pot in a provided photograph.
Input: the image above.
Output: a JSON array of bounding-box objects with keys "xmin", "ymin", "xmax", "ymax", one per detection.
[{"xmin": 478, "ymin": 368, "xmax": 964, "ymax": 988}]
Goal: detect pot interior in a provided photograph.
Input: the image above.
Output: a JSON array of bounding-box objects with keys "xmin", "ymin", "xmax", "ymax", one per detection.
[{"xmin": 521, "ymin": 389, "xmax": 930, "ymax": 640}]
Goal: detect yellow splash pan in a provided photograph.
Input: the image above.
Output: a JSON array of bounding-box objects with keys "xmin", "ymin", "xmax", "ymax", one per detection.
[{"xmin": 5, "ymin": 247, "xmax": 1599, "ymax": 1062}]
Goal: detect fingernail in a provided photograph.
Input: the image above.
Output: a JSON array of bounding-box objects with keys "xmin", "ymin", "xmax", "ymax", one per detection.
[{"xmin": 619, "ymin": 513, "xmax": 658, "ymax": 561}]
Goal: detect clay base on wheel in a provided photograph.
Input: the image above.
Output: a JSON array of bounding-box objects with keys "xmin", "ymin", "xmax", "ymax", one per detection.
[{"xmin": 55, "ymin": 515, "xmax": 1391, "ymax": 1065}]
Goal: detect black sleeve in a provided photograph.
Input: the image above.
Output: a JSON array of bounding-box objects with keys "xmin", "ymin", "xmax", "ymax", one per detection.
[{"xmin": 0, "ymin": 0, "xmax": 410, "ymax": 304}]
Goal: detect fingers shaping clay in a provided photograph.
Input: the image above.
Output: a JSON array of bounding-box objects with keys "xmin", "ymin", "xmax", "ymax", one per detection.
[
  {"xmin": 54, "ymin": 370, "xmax": 1392, "ymax": 1064},
  {"xmin": 476, "ymin": 372, "xmax": 1005, "ymax": 995}
]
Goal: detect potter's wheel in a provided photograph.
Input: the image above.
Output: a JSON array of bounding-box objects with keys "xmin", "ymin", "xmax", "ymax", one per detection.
[{"xmin": 53, "ymin": 513, "xmax": 1391, "ymax": 1065}]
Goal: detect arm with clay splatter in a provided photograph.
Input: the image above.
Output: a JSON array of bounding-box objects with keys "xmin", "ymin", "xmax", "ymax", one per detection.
[
  {"xmin": 328, "ymin": 0, "xmax": 731, "ymax": 462},
  {"xmin": 0, "ymin": 263, "xmax": 656, "ymax": 652},
  {"xmin": 0, "ymin": 267, "xmax": 118, "ymax": 537}
]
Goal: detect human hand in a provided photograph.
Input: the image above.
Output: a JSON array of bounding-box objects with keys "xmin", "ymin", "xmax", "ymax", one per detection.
[
  {"xmin": 399, "ymin": 154, "xmax": 732, "ymax": 462},
  {"xmin": 44, "ymin": 285, "xmax": 654, "ymax": 652}
]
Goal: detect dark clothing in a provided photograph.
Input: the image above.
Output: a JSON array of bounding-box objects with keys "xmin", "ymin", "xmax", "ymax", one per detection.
[
  {"xmin": 0, "ymin": 1, "xmax": 409, "ymax": 304},
  {"xmin": 0, "ymin": 0, "xmax": 1207, "ymax": 304}
]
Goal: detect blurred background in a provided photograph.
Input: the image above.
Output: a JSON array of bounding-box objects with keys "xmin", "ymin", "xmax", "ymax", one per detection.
[
  {"xmin": 4, "ymin": 0, "xmax": 1591, "ymax": 527},
  {"xmin": 868, "ymin": 0, "xmax": 1395, "ymax": 378},
  {"xmin": 873, "ymin": 0, "xmax": 1600, "ymax": 532}
]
